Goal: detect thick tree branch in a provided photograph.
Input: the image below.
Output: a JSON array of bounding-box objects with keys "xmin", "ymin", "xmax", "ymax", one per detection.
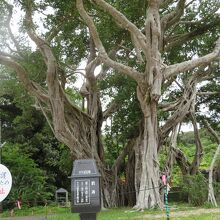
[
  {"xmin": 24, "ymin": 2, "xmax": 62, "ymax": 101},
  {"xmin": 21, "ymin": 2, "xmax": 94, "ymax": 158},
  {"xmin": 165, "ymin": 17, "xmax": 220, "ymax": 51},
  {"xmin": 85, "ymin": 38, "xmax": 100, "ymax": 86},
  {"xmin": 164, "ymin": 37, "xmax": 220, "ymax": 79},
  {"xmin": 160, "ymin": 77, "xmax": 197, "ymax": 140},
  {"xmin": 87, "ymin": 37, "xmax": 97, "ymax": 65},
  {"xmin": 91, "ymin": 0, "xmax": 147, "ymax": 56},
  {"xmin": 189, "ymin": 112, "xmax": 203, "ymax": 175},
  {"xmin": 96, "ymin": 43, "xmax": 122, "ymax": 81},
  {"xmin": 161, "ymin": 0, "xmax": 186, "ymax": 31},
  {"xmin": 204, "ymin": 120, "xmax": 220, "ymax": 144},
  {"xmin": 172, "ymin": 146, "xmax": 190, "ymax": 175},
  {"xmin": 197, "ymin": 92, "xmax": 220, "ymax": 96},
  {"xmin": 37, "ymin": 99, "xmax": 55, "ymax": 135},
  {"xmin": 112, "ymin": 138, "xmax": 136, "ymax": 174},
  {"xmin": 0, "ymin": 55, "xmax": 49, "ymax": 103},
  {"xmin": 159, "ymin": 99, "xmax": 181, "ymax": 111},
  {"xmin": 163, "ymin": 124, "xmax": 180, "ymax": 177},
  {"xmin": 23, "ymin": 2, "xmax": 63, "ymax": 87},
  {"xmin": 160, "ymin": 0, "xmax": 175, "ymax": 9},
  {"xmin": 103, "ymin": 100, "xmax": 121, "ymax": 121},
  {"xmin": 0, "ymin": 51, "xmax": 21, "ymax": 60},
  {"xmin": 24, "ymin": 4, "xmax": 56, "ymax": 67},
  {"xmin": 2, "ymin": 1, "xmax": 23, "ymax": 56},
  {"xmin": 76, "ymin": 0, "xmax": 144, "ymax": 84}
]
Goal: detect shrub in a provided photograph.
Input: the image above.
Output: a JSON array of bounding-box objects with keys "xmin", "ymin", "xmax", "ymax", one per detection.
[
  {"xmin": 2, "ymin": 144, "xmax": 54, "ymax": 208},
  {"xmin": 213, "ymin": 181, "xmax": 220, "ymax": 201},
  {"xmin": 182, "ymin": 173, "xmax": 208, "ymax": 206}
]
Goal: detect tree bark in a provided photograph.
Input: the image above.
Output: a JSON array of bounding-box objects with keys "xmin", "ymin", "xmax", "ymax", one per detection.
[
  {"xmin": 134, "ymin": 116, "xmax": 162, "ymax": 209},
  {"xmin": 204, "ymin": 120, "xmax": 220, "ymax": 207},
  {"xmin": 125, "ymin": 148, "xmax": 136, "ymax": 206},
  {"xmin": 134, "ymin": 86, "xmax": 162, "ymax": 209},
  {"xmin": 189, "ymin": 112, "xmax": 203, "ymax": 175},
  {"xmin": 208, "ymin": 144, "xmax": 220, "ymax": 207},
  {"xmin": 164, "ymin": 124, "xmax": 180, "ymax": 177}
]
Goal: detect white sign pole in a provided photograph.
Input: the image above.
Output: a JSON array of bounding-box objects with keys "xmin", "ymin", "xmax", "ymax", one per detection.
[{"xmin": 0, "ymin": 164, "xmax": 12, "ymax": 202}]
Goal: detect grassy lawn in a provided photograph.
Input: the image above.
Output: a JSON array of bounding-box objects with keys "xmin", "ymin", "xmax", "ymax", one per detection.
[
  {"xmin": 46, "ymin": 208, "xmax": 220, "ymax": 220},
  {"xmin": 176, "ymin": 215, "xmax": 219, "ymax": 220},
  {"xmin": 0, "ymin": 205, "xmax": 219, "ymax": 219}
]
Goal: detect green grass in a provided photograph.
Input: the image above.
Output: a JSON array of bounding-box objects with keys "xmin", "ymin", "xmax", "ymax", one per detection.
[
  {"xmin": 46, "ymin": 209, "xmax": 220, "ymax": 220},
  {"xmin": 0, "ymin": 205, "xmax": 69, "ymax": 217},
  {"xmin": 46, "ymin": 208, "xmax": 162, "ymax": 220},
  {"xmin": 0, "ymin": 205, "xmax": 220, "ymax": 220},
  {"xmin": 0, "ymin": 206, "xmax": 163, "ymax": 219}
]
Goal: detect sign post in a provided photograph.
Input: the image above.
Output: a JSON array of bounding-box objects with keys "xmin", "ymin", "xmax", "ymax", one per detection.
[
  {"xmin": 162, "ymin": 174, "xmax": 170, "ymax": 220},
  {"xmin": 70, "ymin": 159, "xmax": 101, "ymax": 220}
]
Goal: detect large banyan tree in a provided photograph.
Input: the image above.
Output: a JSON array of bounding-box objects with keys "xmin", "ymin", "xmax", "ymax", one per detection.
[{"xmin": 0, "ymin": 0, "xmax": 220, "ymax": 209}]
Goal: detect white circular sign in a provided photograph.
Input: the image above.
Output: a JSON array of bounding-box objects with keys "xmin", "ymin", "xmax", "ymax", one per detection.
[{"xmin": 0, "ymin": 164, "xmax": 12, "ymax": 202}]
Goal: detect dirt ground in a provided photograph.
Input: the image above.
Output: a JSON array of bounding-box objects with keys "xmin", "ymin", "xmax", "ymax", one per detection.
[
  {"xmin": 135, "ymin": 208, "xmax": 220, "ymax": 219},
  {"xmin": 0, "ymin": 216, "xmax": 46, "ymax": 220}
]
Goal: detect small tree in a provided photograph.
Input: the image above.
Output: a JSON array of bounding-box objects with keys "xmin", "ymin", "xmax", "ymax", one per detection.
[{"xmin": 3, "ymin": 144, "xmax": 54, "ymax": 207}]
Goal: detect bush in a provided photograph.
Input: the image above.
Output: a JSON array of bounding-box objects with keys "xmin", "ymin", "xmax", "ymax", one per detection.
[
  {"xmin": 213, "ymin": 181, "xmax": 220, "ymax": 201},
  {"xmin": 2, "ymin": 144, "xmax": 54, "ymax": 208},
  {"xmin": 182, "ymin": 173, "xmax": 208, "ymax": 206}
]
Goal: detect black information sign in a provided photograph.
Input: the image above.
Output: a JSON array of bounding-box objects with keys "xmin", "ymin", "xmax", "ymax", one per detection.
[
  {"xmin": 71, "ymin": 159, "xmax": 101, "ymax": 215},
  {"xmin": 74, "ymin": 179, "xmax": 90, "ymax": 205}
]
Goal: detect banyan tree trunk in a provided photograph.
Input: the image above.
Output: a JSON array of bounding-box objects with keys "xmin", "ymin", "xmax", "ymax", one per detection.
[
  {"xmin": 208, "ymin": 145, "xmax": 220, "ymax": 207},
  {"xmin": 134, "ymin": 101, "xmax": 162, "ymax": 209},
  {"xmin": 204, "ymin": 120, "xmax": 220, "ymax": 207},
  {"xmin": 125, "ymin": 147, "xmax": 136, "ymax": 206}
]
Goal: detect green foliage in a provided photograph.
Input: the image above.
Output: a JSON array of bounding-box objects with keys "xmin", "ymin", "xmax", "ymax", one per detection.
[
  {"xmin": 213, "ymin": 181, "xmax": 220, "ymax": 200},
  {"xmin": 177, "ymin": 130, "xmax": 220, "ymax": 170},
  {"xmin": 22, "ymin": 51, "xmax": 47, "ymax": 84},
  {"xmin": 159, "ymin": 148, "xmax": 167, "ymax": 170},
  {"xmin": 0, "ymin": 72, "xmax": 72, "ymax": 195},
  {"xmin": 215, "ymin": 155, "xmax": 220, "ymax": 168},
  {"xmin": 101, "ymin": 74, "xmax": 141, "ymax": 166},
  {"xmin": 171, "ymin": 166, "xmax": 183, "ymax": 187},
  {"xmin": 3, "ymin": 143, "xmax": 54, "ymax": 207},
  {"xmin": 197, "ymin": 77, "xmax": 220, "ymax": 123},
  {"xmin": 65, "ymin": 87, "xmax": 82, "ymax": 108},
  {"xmin": 182, "ymin": 173, "xmax": 208, "ymax": 206},
  {"xmin": 200, "ymin": 141, "xmax": 218, "ymax": 169}
]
